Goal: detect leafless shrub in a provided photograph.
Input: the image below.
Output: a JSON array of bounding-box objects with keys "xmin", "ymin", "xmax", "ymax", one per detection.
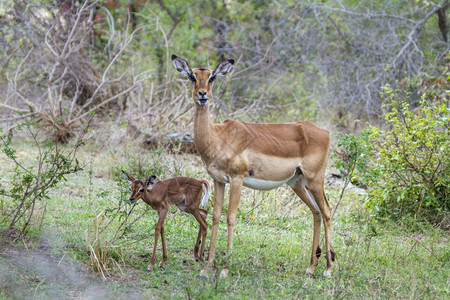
[{"xmin": 0, "ymin": 0, "xmax": 150, "ymax": 142}]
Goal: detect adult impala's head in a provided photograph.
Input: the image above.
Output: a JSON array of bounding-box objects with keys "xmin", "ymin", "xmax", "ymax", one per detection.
[
  {"xmin": 122, "ymin": 170, "xmax": 156, "ymax": 204},
  {"xmin": 171, "ymin": 55, "xmax": 234, "ymax": 107}
]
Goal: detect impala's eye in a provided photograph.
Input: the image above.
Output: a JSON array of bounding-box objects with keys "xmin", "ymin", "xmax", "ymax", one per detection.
[
  {"xmin": 129, "ymin": 187, "xmax": 132, "ymax": 191},
  {"xmin": 138, "ymin": 188, "xmax": 145, "ymax": 193}
]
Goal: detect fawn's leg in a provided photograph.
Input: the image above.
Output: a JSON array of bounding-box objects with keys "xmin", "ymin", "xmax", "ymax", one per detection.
[
  {"xmin": 159, "ymin": 224, "xmax": 168, "ymax": 267},
  {"xmin": 191, "ymin": 209, "xmax": 207, "ymax": 262},
  {"xmin": 148, "ymin": 209, "xmax": 167, "ymax": 271},
  {"xmin": 198, "ymin": 209, "xmax": 208, "ymax": 261},
  {"xmin": 194, "ymin": 228, "xmax": 202, "ymax": 261}
]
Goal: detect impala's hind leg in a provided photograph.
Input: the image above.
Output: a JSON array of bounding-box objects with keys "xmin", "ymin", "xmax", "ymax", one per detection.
[
  {"xmin": 191, "ymin": 209, "xmax": 208, "ymax": 262},
  {"xmin": 309, "ymin": 184, "xmax": 334, "ymax": 277},
  {"xmin": 194, "ymin": 228, "xmax": 202, "ymax": 261},
  {"xmin": 290, "ymin": 178, "xmax": 322, "ymax": 275},
  {"xmin": 198, "ymin": 209, "xmax": 208, "ymax": 261}
]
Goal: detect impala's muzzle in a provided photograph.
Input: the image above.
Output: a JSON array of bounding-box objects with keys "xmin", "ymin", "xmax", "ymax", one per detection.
[
  {"xmin": 128, "ymin": 191, "xmax": 137, "ymax": 204},
  {"xmin": 198, "ymin": 98, "xmax": 208, "ymax": 106},
  {"xmin": 198, "ymin": 92, "xmax": 208, "ymax": 106}
]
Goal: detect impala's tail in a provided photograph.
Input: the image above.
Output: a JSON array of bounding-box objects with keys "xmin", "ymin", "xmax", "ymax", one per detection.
[{"xmin": 200, "ymin": 180, "xmax": 210, "ymax": 207}]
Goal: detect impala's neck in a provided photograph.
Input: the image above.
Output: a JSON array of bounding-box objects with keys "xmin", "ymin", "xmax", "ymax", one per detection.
[
  {"xmin": 141, "ymin": 190, "xmax": 159, "ymax": 209},
  {"xmin": 141, "ymin": 191, "xmax": 151, "ymax": 205},
  {"xmin": 194, "ymin": 104, "xmax": 214, "ymax": 153}
]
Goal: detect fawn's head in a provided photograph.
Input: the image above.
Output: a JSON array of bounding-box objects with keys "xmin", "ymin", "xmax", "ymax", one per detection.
[
  {"xmin": 171, "ymin": 55, "xmax": 234, "ymax": 107},
  {"xmin": 122, "ymin": 170, "xmax": 156, "ymax": 204}
]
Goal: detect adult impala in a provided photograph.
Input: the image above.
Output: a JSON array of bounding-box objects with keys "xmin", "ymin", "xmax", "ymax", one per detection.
[{"xmin": 172, "ymin": 55, "xmax": 335, "ymax": 277}]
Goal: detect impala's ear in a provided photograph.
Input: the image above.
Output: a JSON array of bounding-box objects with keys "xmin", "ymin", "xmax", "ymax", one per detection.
[
  {"xmin": 122, "ymin": 170, "xmax": 135, "ymax": 182},
  {"xmin": 171, "ymin": 54, "xmax": 196, "ymax": 82},
  {"xmin": 209, "ymin": 59, "xmax": 234, "ymax": 83},
  {"xmin": 146, "ymin": 175, "xmax": 156, "ymax": 187}
]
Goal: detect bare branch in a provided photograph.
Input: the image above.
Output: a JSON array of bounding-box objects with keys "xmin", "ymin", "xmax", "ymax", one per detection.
[{"xmin": 391, "ymin": 2, "xmax": 447, "ymax": 69}]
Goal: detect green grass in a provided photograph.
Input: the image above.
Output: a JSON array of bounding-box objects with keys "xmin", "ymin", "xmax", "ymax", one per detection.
[{"xmin": 0, "ymin": 139, "xmax": 449, "ymax": 299}]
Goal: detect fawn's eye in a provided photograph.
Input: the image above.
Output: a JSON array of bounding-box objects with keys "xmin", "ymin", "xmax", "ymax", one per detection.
[{"xmin": 138, "ymin": 188, "xmax": 145, "ymax": 193}]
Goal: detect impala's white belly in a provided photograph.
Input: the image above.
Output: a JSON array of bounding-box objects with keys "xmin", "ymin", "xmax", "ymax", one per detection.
[
  {"xmin": 243, "ymin": 175, "xmax": 291, "ymax": 190},
  {"xmin": 208, "ymin": 170, "xmax": 298, "ymax": 191},
  {"xmin": 243, "ymin": 170, "xmax": 298, "ymax": 191}
]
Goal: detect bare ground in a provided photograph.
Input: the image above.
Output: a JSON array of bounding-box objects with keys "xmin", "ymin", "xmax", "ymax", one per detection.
[{"xmin": 0, "ymin": 234, "xmax": 141, "ymax": 299}]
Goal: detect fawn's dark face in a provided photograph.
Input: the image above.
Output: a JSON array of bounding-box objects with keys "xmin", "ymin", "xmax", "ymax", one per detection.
[
  {"xmin": 127, "ymin": 180, "xmax": 146, "ymax": 204},
  {"xmin": 122, "ymin": 170, "xmax": 156, "ymax": 204}
]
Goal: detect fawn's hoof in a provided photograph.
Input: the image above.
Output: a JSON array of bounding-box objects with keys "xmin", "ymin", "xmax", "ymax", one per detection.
[
  {"xmin": 219, "ymin": 268, "xmax": 229, "ymax": 278},
  {"xmin": 199, "ymin": 269, "xmax": 208, "ymax": 278},
  {"xmin": 196, "ymin": 274, "xmax": 207, "ymax": 280}
]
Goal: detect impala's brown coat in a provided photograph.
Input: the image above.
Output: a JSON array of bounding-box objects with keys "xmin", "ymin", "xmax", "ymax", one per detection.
[
  {"xmin": 172, "ymin": 55, "xmax": 334, "ymax": 277},
  {"xmin": 123, "ymin": 172, "xmax": 209, "ymax": 271}
]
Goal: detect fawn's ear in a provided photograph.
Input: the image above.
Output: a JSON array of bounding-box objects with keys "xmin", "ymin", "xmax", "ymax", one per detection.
[
  {"xmin": 209, "ymin": 59, "xmax": 234, "ymax": 83},
  {"xmin": 146, "ymin": 175, "xmax": 156, "ymax": 187},
  {"xmin": 122, "ymin": 170, "xmax": 135, "ymax": 182},
  {"xmin": 172, "ymin": 54, "xmax": 196, "ymax": 82}
]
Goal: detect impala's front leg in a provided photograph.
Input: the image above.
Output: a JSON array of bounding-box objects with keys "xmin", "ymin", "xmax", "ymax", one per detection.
[
  {"xmin": 226, "ymin": 176, "xmax": 243, "ymax": 249},
  {"xmin": 159, "ymin": 225, "xmax": 168, "ymax": 268},
  {"xmin": 219, "ymin": 176, "xmax": 243, "ymax": 278},
  {"xmin": 201, "ymin": 180, "xmax": 225, "ymax": 277},
  {"xmin": 148, "ymin": 209, "xmax": 167, "ymax": 272}
]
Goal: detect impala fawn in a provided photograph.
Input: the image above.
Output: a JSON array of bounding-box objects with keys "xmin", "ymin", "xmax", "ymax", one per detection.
[{"xmin": 122, "ymin": 170, "xmax": 210, "ymax": 271}]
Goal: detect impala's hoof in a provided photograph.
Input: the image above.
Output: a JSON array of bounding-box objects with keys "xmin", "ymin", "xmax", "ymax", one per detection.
[
  {"xmin": 146, "ymin": 268, "xmax": 153, "ymax": 272},
  {"xmin": 306, "ymin": 267, "xmax": 314, "ymax": 276},
  {"xmin": 199, "ymin": 269, "xmax": 208, "ymax": 278},
  {"xmin": 219, "ymin": 268, "xmax": 229, "ymax": 278},
  {"xmin": 323, "ymin": 270, "xmax": 332, "ymax": 278}
]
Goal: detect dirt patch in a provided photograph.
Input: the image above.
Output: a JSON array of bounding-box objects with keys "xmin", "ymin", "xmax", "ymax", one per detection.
[{"xmin": 0, "ymin": 236, "xmax": 139, "ymax": 299}]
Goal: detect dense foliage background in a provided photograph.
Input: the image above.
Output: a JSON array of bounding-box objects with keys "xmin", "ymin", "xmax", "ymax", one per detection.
[{"xmin": 1, "ymin": 0, "xmax": 448, "ymax": 130}]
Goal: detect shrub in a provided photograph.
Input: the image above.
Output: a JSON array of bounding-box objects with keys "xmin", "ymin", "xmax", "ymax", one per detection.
[
  {"xmin": 334, "ymin": 73, "xmax": 449, "ymax": 224},
  {"xmin": 366, "ymin": 74, "xmax": 449, "ymax": 223},
  {"xmin": 332, "ymin": 130, "xmax": 373, "ymax": 217},
  {"xmin": 0, "ymin": 120, "xmax": 84, "ymax": 238}
]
